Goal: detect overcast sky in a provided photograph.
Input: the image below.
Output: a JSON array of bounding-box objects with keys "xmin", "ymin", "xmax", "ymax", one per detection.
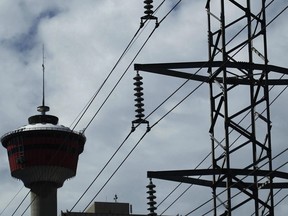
[{"xmin": 0, "ymin": 0, "xmax": 288, "ymax": 215}]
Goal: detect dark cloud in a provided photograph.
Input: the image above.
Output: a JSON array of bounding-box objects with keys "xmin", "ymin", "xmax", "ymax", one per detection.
[{"xmin": 3, "ymin": 8, "xmax": 60, "ymax": 54}]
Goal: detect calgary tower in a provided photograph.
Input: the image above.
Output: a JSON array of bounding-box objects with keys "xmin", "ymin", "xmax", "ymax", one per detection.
[{"xmin": 1, "ymin": 59, "xmax": 86, "ymax": 216}]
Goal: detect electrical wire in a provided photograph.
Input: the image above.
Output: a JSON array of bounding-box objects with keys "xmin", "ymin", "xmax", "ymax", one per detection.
[
  {"xmin": 266, "ymin": 4, "xmax": 288, "ymax": 28},
  {"xmin": 67, "ymin": 25, "xmax": 159, "ymax": 211},
  {"xmin": 158, "ymin": 0, "xmax": 182, "ymax": 25},
  {"xmin": 69, "ymin": 25, "xmax": 143, "ymax": 130},
  {"xmin": 0, "ymin": 186, "xmax": 24, "ymax": 216},
  {"xmin": 67, "ymin": 1, "xmax": 174, "ymax": 211},
  {"xmin": 250, "ymin": 188, "xmax": 284, "ymax": 216},
  {"xmin": 69, "ymin": 0, "xmax": 167, "ymax": 130},
  {"xmin": 70, "ymin": 0, "xmax": 184, "ymax": 211},
  {"xmin": 82, "ymin": 129, "xmax": 150, "ymax": 212},
  {"xmin": 82, "ymin": 24, "xmax": 159, "ymax": 133},
  {"xmin": 19, "ymin": 2, "xmax": 171, "ymax": 215},
  {"xmin": 3, "ymin": 1, "xmax": 160, "ymax": 216},
  {"xmin": 11, "ymin": 4, "xmax": 162, "ymax": 215},
  {"xmin": 81, "ymin": 0, "xmax": 184, "ymax": 132},
  {"xmin": 14, "ymin": 28, "xmax": 144, "ymax": 216},
  {"xmin": 73, "ymin": 1, "xmax": 184, "ymax": 210},
  {"xmin": 70, "ymin": 128, "xmax": 134, "ymax": 211},
  {"xmin": 11, "ymin": 190, "xmax": 29, "ymax": 216}
]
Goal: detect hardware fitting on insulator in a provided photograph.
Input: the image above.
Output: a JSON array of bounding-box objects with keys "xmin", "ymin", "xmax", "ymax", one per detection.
[
  {"xmin": 141, "ymin": 0, "xmax": 159, "ymax": 28},
  {"xmin": 132, "ymin": 72, "xmax": 150, "ymax": 130},
  {"xmin": 146, "ymin": 178, "xmax": 157, "ymax": 216}
]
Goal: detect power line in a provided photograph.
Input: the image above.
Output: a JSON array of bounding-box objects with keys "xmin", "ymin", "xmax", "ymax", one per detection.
[
  {"xmin": 70, "ymin": 0, "xmax": 167, "ymax": 131},
  {"xmin": 72, "ymin": 1, "xmax": 185, "ymax": 211},
  {"xmin": 82, "ymin": 24, "xmax": 159, "ymax": 133},
  {"xmin": 20, "ymin": 1, "xmax": 169, "ymax": 214},
  {"xmin": 11, "ymin": 190, "xmax": 29, "ymax": 216},
  {"xmin": 70, "ymin": 129, "xmax": 134, "ymax": 211},
  {"xmin": 69, "ymin": 24, "xmax": 143, "ymax": 131},
  {"xmin": 9, "ymin": 4, "xmax": 159, "ymax": 216},
  {"xmin": 74, "ymin": 1, "xmax": 185, "ymax": 210},
  {"xmin": 82, "ymin": 129, "xmax": 150, "ymax": 212},
  {"xmin": 0, "ymin": 186, "xmax": 24, "ymax": 216}
]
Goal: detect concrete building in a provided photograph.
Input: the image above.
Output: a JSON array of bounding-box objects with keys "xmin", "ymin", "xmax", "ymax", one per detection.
[{"xmin": 61, "ymin": 202, "xmax": 146, "ymax": 216}]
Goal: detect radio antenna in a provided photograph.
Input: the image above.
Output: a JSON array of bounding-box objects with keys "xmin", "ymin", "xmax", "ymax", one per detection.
[{"xmin": 37, "ymin": 44, "xmax": 50, "ymax": 115}]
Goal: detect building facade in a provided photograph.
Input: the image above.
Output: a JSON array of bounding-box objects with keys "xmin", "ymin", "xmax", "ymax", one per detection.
[{"xmin": 61, "ymin": 202, "xmax": 146, "ymax": 216}]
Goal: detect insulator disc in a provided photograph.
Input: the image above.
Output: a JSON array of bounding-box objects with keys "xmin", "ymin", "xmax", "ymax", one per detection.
[
  {"xmin": 147, "ymin": 206, "xmax": 157, "ymax": 211},
  {"xmin": 144, "ymin": 9, "xmax": 153, "ymax": 15},
  {"xmin": 147, "ymin": 195, "xmax": 156, "ymax": 200},
  {"xmin": 147, "ymin": 189, "xmax": 156, "ymax": 194},
  {"xmin": 146, "ymin": 184, "xmax": 156, "ymax": 188},
  {"xmin": 136, "ymin": 107, "xmax": 144, "ymax": 112},
  {"xmin": 134, "ymin": 81, "xmax": 143, "ymax": 88},
  {"xmin": 147, "ymin": 201, "xmax": 156, "ymax": 206},
  {"xmin": 136, "ymin": 113, "xmax": 145, "ymax": 119},
  {"xmin": 134, "ymin": 80, "xmax": 143, "ymax": 85},
  {"xmin": 135, "ymin": 97, "xmax": 144, "ymax": 102},
  {"xmin": 144, "ymin": 5, "xmax": 153, "ymax": 10},
  {"xmin": 135, "ymin": 102, "xmax": 144, "ymax": 107},
  {"xmin": 144, "ymin": 0, "xmax": 153, "ymax": 4},
  {"xmin": 134, "ymin": 92, "xmax": 144, "ymax": 97},
  {"xmin": 135, "ymin": 108, "xmax": 144, "ymax": 115},
  {"xmin": 135, "ymin": 109, "xmax": 145, "ymax": 114},
  {"xmin": 133, "ymin": 75, "xmax": 143, "ymax": 81},
  {"xmin": 135, "ymin": 110, "xmax": 144, "ymax": 115},
  {"xmin": 134, "ymin": 86, "xmax": 144, "ymax": 91}
]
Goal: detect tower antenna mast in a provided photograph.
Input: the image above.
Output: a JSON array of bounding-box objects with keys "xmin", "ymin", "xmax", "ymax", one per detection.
[{"xmin": 37, "ymin": 44, "xmax": 50, "ymax": 115}]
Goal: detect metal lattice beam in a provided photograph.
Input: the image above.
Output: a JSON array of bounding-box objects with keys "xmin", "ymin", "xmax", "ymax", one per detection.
[{"xmin": 135, "ymin": 1, "xmax": 288, "ymax": 215}]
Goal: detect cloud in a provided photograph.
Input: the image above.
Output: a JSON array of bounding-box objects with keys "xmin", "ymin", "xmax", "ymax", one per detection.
[{"xmin": 0, "ymin": 1, "xmax": 288, "ymax": 216}]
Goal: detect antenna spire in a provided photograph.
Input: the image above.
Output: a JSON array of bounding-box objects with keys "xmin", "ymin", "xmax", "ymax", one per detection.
[{"xmin": 37, "ymin": 45, "xmax": 50, "ymax": 115}]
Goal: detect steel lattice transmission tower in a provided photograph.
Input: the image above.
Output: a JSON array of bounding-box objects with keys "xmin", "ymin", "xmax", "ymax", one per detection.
[{"xmin": 135, "ymin": 1, "xmax": 288, "ymax": 215}]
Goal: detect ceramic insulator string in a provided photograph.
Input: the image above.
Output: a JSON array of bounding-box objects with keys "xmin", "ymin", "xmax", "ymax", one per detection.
[
  {"xmin": 134, "ymin": 72, "xmax": 145, "ymax": 120},
  {"xmin": 147, "ymin": 179, "xmax": 157, "ymax": 216},
  {"xmin": 141, "ymin": 0, "xmax": 158, "ymax": 27},
  {"xmin": 132, "ymin": 72, "xmax": 150, "ymax": 131},
  {"xmin": 144, "ymin": 0, "xmax": 154, "ymax": 16}
]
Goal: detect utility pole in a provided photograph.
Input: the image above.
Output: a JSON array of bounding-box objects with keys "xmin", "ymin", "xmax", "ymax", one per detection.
[{"xmin": 135, "ymin": 1, "xmax": 288, "ymax": 215}]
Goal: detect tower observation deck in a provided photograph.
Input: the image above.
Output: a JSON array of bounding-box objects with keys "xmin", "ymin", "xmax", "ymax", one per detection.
[{"xmin": 1, "ymin": 105, "xmax": 86, "ymax": 216}]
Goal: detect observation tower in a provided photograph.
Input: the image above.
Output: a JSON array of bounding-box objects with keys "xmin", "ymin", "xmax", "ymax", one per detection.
[{"xmin": 1, "ymin": 62, "xmax": 86, "ymax": 216}]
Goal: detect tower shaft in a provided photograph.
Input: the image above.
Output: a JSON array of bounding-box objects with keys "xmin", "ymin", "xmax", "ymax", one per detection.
[{"xmin": 31, "ymin": 183, "xmax": 57, "ymax": 216}]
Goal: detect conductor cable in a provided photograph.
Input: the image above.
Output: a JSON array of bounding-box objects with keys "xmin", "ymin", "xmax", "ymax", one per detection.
[
  {"xmin": 82, "ymin": 129, "xmax": 150, "ymax": 212},
  {"xmin": 70, "ymin": 128, "xmax": 135, "ymax": 211}
]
